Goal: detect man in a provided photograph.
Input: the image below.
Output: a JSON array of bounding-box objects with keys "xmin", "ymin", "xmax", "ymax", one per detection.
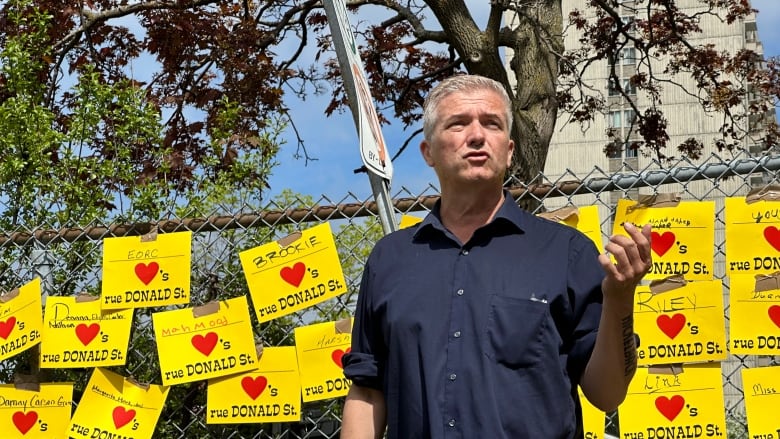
[{"xmin": 342, "ymin": 74, "xmax": 651, "ymax": 438}]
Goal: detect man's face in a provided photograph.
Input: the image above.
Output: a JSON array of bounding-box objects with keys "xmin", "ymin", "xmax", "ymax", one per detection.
[{"xmin": 420, "ymin": 89, "xmax": 514, "ymax": 188}]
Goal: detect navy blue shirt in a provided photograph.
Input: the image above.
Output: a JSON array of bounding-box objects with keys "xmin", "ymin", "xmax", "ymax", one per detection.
[{"xmin": 343, "ymin": 194, "xmax": 605, "ymax": 438}]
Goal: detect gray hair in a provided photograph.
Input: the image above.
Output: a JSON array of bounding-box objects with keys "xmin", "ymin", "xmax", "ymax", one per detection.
[{"xmin": 422, "ymin": 74, "xmax": 513, "ymax": 141}]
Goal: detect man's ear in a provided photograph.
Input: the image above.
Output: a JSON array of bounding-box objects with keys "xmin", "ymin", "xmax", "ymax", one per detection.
[
  {"xmin": 506, "ymin": 139, "xmax": 515, "ymax": 168},
  {"xmin": 420, "ymin": 140, "xmax": 435, "ymax": 167}
]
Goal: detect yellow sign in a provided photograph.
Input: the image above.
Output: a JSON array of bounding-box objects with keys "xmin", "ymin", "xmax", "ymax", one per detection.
[
  {"xmin": 207, "ymin": 346, "xmax": 301, "ymax": 424},
  {"xmin": 0, "ymin": 278, "xmax": 43, "ymax": 362},
  {"xmin": 239, "ymin": 223, "xmax": 347, "ymax": 323},
  {"xmin": 725, "ymin": 196, "xmax": 780, "ymax": 275},
  {"xmin": 728, "ymin": 274, "xmax": 780, "ymax": 355},
  {"xmin": 294, "ymin": 319, "xmax": 352, "ymax": 402},
  {"xmin": 0, "ymin": 383, "xmax": 72, "ymax": 438},
  {"xmin": 578, "ymin": 387, "xmax": 605, "ymax": 439},
  {"xmin": 68, "ymin": 368, "xmax": 168, "ymax": 439},
  {"xmin": 742, "ymin": 365, "xmax": 780, "ymax": 437},
  {"xmin": 634, "ymin": 280, "xmax": 726, "ymax": 365},
  {"xmin": 152, "ymin": 296, "xmax": 258, "ymax": 385},
  {"xmin": 101, "ymin": 231, "xmax": 191, "ymax": 309},
  {"xmin": 613, "ymin": 198, "xmax": 715, "ymax": 280},
  {"xmin": 540, "ymin": 205, "xmax": 605, "ymax": 253},
  {"xmin": 619, "ymin": 364, "xmax": 726, "ymax": 438},
  {"xmin": 40, "ymin": 296, "xmax": 132, "ymax": 368},
  {"xmin": 399, "ymin": 214, "xmax": 423, "ymax": 229}
]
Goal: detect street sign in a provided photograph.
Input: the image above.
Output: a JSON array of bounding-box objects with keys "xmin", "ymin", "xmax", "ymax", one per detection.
[{"xmin": 322, "ymin": 0, "xmax": 393, "ymax": 180}]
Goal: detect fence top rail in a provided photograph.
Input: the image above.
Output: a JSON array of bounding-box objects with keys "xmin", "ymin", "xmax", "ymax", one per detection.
[{"xmin": 0, "ymin": 154, "xmax": 777, "ymax": 247}]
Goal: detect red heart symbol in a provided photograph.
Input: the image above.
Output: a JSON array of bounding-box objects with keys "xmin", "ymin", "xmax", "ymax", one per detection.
[
  {"xmin": 191, "ymin": 332, "xmax": 218, "ymax": 356},
  {"xmin": 12, "ymin": 411, "xmax": 37, "ymax": 434},
  {"xmin": 112, "ymin": 406, "xmax": 136, "ymax": 429},
  {"xmin": 280, "ymin": 262, "xmax": 306, "ymax": 287},
  {"xmin": 75, "ymin": 323, "xmax": 100, "ymax": 346},
  {"xmin": 0, "ymin": 316, "xmax": 16, "ymax": 339},
  {"xmin": 134, "ymin": 262, "xmax": 159, "ymax": 285},
  {"xmin": 651, "ymin": 231, "xmax": 676, "ymax": 257},
  {"xmin": 241, "ymin": 376, "xmax": 268, "ymax": 400},
  {"xmin": 764, "ymin": 226, "xmax": 780, "ymax": 252},
  {"xmin": 768, "ymin": 305, "xmax": 780, "ymax": 329},
  {"xmin": 331, "ymin": 348, "xmax": 351, "ymax": 369},
  {"xmin": 656, "ymin": 313, "xmax": 686, "ymax": 339},
  {"xmin": 655, "ymin": 395, "xmax": 685, "ymax": 421}
]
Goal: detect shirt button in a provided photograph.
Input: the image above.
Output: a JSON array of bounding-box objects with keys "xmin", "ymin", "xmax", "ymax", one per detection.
[
  {"xmin": 448, "ymin": 419, "xmax": 456, "ymax": 427},
  {"xmin": 449, "ymin": 373, "xmax": 457, "ymax": 380},
  {"xmin": 456, "ymin": 289, "xmax": 464, "ymax": 296},
  {"xmin": 453, "ymin": 331, "xmax": 461, "ymax": 338},
  {"xmin": 461, "ymin": 249, "xmax": 469, "ymax": 255}
]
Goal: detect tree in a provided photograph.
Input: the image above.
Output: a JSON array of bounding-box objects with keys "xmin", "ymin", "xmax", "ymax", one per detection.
[{"xmin": 1, "ymin": 0, "xmax": 776, "ymax": 187}]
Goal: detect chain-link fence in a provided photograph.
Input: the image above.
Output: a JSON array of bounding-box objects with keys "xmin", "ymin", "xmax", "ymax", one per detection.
[{"xmin": 1, "ymin": 150, "xmax": 778, "ymax": 438}]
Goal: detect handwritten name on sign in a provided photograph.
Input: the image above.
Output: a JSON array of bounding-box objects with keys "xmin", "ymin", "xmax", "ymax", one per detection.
[
  {"xmin": 619, "ymin": 363, "xmax": 726, "ymax": 439},
  {"xmin": 578, "ymin": 387, "xmax": 605, "ymax": 439},
  {"xmin": 152, "ymin": 296, "xmax": 258, "ymax": 386},
  {"xmin": 40, "ymin": 297, "xmax": 132, "ymax": 368},
  {"xmin": 634, "ymin": 280, "xmax": 726, "ymax": 366},
  {"xmin": 725, "ymin": 197, "xmax": 780, "ymax": 276},
  {"xmin": 239, "ymin": 223, "xmax": 348, "ymax": 323},
  {"xmin": 207, "ymin": 346, "xmax": 301, "ymax": 424},
  {"xmin": 294, "ymin": 319, "xmax": 353, "ymax": 403},
  {"xmin": 728, "ymin": 274, "xmax": 780, "ymax": 355},
  {"xmin": 742, "ymin": 365, "xmax": 780, "ymax": 437},
  {"xmin": 68, "ymin": 368, "xmax": 169, "ymax": 439},
  {"xmin": 0, "ymin": 383, "xmax": 72, "ymax": 439},
  {"xmin": 0, "ymin": 278, "xmax": 43, "ymax": 362},
  {"xmin": 101, "ymin": 231, "xmax": 191, "ymax": 310},
  {"xmin": 613, "ymin": 199, "xmax": 715, "ymax": 281}
]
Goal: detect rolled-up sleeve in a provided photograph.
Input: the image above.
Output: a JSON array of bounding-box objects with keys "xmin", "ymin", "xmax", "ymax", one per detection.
[{"xmin": 343, "ymin": 257, "xmax": 384, "ymax": 390}]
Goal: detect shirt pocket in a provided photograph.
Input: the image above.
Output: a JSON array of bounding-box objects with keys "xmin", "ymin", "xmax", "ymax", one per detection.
[{"xmin": 485, "ymin": 294, "xmax": 550, "ymax": 368}]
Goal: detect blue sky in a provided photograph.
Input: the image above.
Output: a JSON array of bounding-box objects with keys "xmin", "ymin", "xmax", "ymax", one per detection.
[{"xmin": 265, "ymin": 1, "xmax": 780, "ymax": 202}]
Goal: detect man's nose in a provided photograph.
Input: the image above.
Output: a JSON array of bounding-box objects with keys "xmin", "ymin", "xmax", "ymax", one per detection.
[{"xmin": 465, "ymin": 121, "xmax": 486, "ymax": 147}]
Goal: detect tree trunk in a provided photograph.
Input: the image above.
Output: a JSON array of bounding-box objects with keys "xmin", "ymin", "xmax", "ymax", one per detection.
[{"xmin": 427, "ymin": 0, "xmax": 563, "ymax": 188}]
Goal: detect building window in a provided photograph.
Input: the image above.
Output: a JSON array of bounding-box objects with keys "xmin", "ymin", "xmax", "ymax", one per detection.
[
  {"xmin": 608, "ymin": 110, "xmax": 622, "ymax": 128},
  {"xmin": 621, "ymin": 16, "xmax": 636, "ymax": 35},
  {"xmin": 621, "ymin": 47, "xmax": 636, "ymax": 65},
  {"xmin": 608, "ymin": 77, "xmax": 636, "ymax": 96},
  {"xmin": 608, "ymin": 141, "xmax": 639, "ymax": 159},
  {"xmin": 624, "ymin": 109, "xmax": 636, "ymax": 126}
]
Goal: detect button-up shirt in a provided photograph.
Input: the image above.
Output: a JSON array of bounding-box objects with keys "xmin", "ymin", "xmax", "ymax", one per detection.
[{"xmin": 343, "ymin": 194, "xmax": 605, "ymax": 438}]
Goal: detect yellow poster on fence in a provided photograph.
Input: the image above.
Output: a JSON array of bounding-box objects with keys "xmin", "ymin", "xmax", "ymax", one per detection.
[
  {"xmin": 101, "ymin": 231, "xmax": 191, "ymax": 309},
  {"xmin": 634, "ymin": 278, "xmax": 726, "ymax": 365},
  {"xmin": 539, "ymin": 205, "xmax": 604, "ymax": 253},
  {"xmin": 40, "ymin": 296, "xmax": 133, "ymax": 368},
  {"xmin": 68, "ymin": 368, "xmax": 168, "ymax": 439},
  {"xmin": 153, "ymin": 296, "xmax": 258, "ymax": 386},
  {"xmin": 578, "ymin": 387, "xmax": 605, "ymax": 439},
  {"xmin": 619, "ymin": 363, "xmax": 726, "ymax": 438},
  {"xmin": 399, "ymin": 214, "xmax": 423, "ymax": 229},
  {"xmin": 294, "ymin": 319, "xmax": 352, "ymax": 402},
  {"xmin": 207, "ymin": 346, "xmax": 301, "ymax": 424},
  {"xmin": 239, "ymin": 223, "xmax": 347, "ymax": 323},
  {"xmin": 728, "ymin": 274, "xmax": 780, "ymax": 355},
  {"xmin": 0, "ymin": 278, "xmax": 42, "ymax": 362},
  {"xmin": 725, "ymin": 195, "xmax": 780, "ymax": 275},
  {"xmin": 613, "ymin": 197, "xmax": 715, "ymax": 280},
  {"xmin": 742, "ymin": 365, "xmax": 780, "ymax": 437},
  {"xmin": 0, "ymin": 382, "xmax": 72, "ymax": 438}
]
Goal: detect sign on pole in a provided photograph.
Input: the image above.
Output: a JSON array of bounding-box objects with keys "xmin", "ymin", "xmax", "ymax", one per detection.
[
  {"xmin": 323, "ymin": 0, "xmax": 398, "ymax": 234},
  {"xmin": 322, "ymin": 0, "xmax": 393, "ymax": 180}
]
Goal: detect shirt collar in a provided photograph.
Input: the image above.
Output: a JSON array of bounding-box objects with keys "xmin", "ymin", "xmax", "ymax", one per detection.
[{"xmin": 413, "ymin": 190, "xmax": 526, "ymax": 241}]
